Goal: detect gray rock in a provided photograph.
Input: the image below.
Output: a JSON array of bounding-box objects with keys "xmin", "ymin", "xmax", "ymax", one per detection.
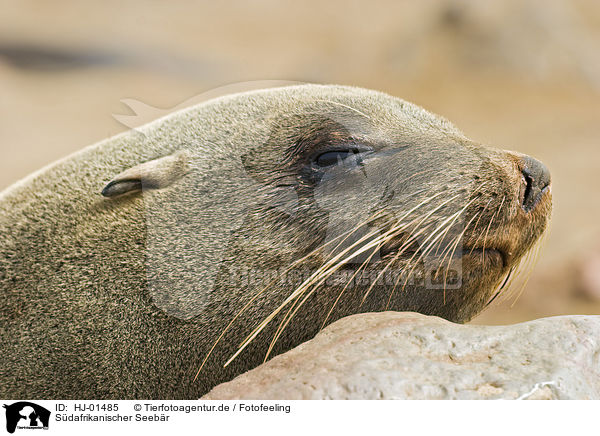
[{"xmin": 202, "ymin": 312, "xmax": 600, "ymax": 400}]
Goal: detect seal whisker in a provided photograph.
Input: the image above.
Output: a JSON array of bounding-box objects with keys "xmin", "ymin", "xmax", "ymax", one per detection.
[
  {"xmin": 265, "ymin": 219, "xmax": 425, "ymax": 349},
  {"xmin": 238, "ymin": 188, "xmax": 459, "ymax": 364},
  {"xmin": 481, "ymin": 196, "xmax": 506, "ymax": 259},
  {"xmin": 360, "ymin": 221, "xmax": 438, "ymax": 307},
  {"xmin": 319, "ymin": 195, "xmax": 450, "ymax": 330},
  {"xmin": 403, "ymin": 209, "xmax": 465, "ymax": 280},
  {"xmin": 318, "ymin": 240, "xmax": 385, "ymax": 331},
  {"xmin": 195, "ymin": 210, "xmax": 387, "ymax": 378},
  {"xmin": 226, "ymin": 186, "xmax": 443, "ymax": 365},
  {"xmin": 384, "ymin": 196, "xmax": 473, "ymax": 309},
  {"xmin": 386, "ymin": 201, "xmax": 475, "ymax": 308},
  {"xmin": 227, "ymin": 225, "xmax": 386, "ymax": 366},
  {"xmin": 265, "ymin": 226, "xmax": 386, "ymax": 359},
  {"xmin": 436, "ymin": 208, "xmax": 480, "ymax": 273},
  {"xmin": 508, "ymin": 227, "xmax": 549, "ymax": 307},
  {"xmin": 339, "ymin": 187, "xmax": 473, "ymax": 307},
  {"xmin": 430, "ymin": 183, "xmax": 489, "ymax": 268},
  {"xmin": 439, "ymin": 212, "xmax": 481, "ymax": 270},
  {"xmin": 485, "ymin": 266, "xmax": 515, "ymax": 308},
  {"xmin": 313, "ymin": 99, "xmax": 372, "ymax": 120},
  {"xmin": 233, "ymin": 210, "xmax": 395, "ymax": 348},
  {"xmin": 503, "ymin": 253, "xmax": 531, "ymax": 303},
  {"xmin": 434, "ymin": 186, "xmax": 490, "ymax": 286},
  {"xmin": 439, "ymin": 210, "xmax": 482, "ymax": 303},
  {"xmin": 468, "ymin": 198, "xmax": 495, "ymax": 256},
  {"xmin": 317, "ymin": 187, "xmax": 453, "ymax": 327}
]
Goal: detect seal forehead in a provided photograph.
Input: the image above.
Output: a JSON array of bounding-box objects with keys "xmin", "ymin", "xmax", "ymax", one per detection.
[
  {"xmin": 277, "ymin": 85, "xmax": 467, "ymax": 144},
  {"xmin": 194, "ymin": 84, "xmax": 464, "ymax": 140}
]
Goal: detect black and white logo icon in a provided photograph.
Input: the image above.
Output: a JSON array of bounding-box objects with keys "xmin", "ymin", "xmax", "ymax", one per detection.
[{"xmin": 3, "ymin": 402, "xmax": 50, "ymax": 434}]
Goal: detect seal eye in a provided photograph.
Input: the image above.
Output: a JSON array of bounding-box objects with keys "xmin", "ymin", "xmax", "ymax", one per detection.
[{"xmin": 315, "ymin": 150, "xmax": 360, "ymax": 167}]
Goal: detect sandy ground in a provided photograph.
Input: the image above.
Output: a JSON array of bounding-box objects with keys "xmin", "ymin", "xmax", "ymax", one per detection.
[{"xmin": 1, "ymin": 0, "xmax": 599, "ymax": 324}]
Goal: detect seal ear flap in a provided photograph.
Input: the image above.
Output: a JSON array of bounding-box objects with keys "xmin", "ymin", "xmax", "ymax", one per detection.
[{"xmin": 101, "ymin": 150, "xmax": 190, "ymax": 197}]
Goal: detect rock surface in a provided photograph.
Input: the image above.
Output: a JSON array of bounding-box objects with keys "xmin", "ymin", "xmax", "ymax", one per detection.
[{"xmin": 202, "ymin": 312, "xmax": 600, "ymax": 400}]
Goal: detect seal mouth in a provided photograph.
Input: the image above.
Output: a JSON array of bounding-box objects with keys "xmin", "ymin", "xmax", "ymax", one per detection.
[
  {"xmin": 379, "ymin": 235, "xmax": 419, "ymax": 259},
  {"xmin": 378, "ymin": 236, "xmax": 506, "ymax": 269},
  {"xmin": 463, "ymin": 247, "xmax": 506, "ymax": 269}
]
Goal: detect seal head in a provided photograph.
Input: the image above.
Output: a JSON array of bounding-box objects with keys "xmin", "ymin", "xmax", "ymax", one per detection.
[{"xmin": 0, "ymin": 85, "xmax": 551, "ymax": 398}]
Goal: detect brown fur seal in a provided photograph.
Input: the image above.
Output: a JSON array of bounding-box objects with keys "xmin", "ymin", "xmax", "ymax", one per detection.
[{"xmin": 0, "ymin": 84, "xmax": 551, "ymax": 399}]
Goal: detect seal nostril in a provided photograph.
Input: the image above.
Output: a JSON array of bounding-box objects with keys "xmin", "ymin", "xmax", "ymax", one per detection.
[
  {"xmin": 522, "ymin": 173, "xmax": 534, "ymax": 208},
  {"xmin": 520, "ymin": 156, "xmax": 551, "ymax": 213}
]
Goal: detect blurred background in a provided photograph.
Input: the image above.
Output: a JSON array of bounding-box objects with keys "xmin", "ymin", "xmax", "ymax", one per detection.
[{"xmin": 1, "ymin": 0, "xmax": 599, "ymax": 324}]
